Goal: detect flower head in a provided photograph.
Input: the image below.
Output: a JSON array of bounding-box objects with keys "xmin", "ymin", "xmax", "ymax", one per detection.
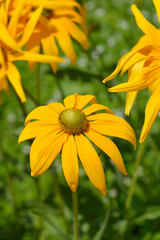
[
  {"xmin": 19, "ymin": 93, "xmax": 136, "ymax": 195},
  {"xmin": 10, "ymin": 0, "xmax": 89, "ymax": 73},
  {"xmin": 0, "ymin": 0, "xmax": 64, "ymax": 102},
  {"xmin": 103, "ymin": 0, "xmax": 160, "ymax": 143}
]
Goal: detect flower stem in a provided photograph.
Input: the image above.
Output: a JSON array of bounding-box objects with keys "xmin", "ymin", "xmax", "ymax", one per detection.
[
  {"xmin": 72, "ymin": 191, "xmax": 79, "ymax": 240},
  {"xmin": 23, "ymin": 85, "xmax": 40, "ymax": 107},
  {"xmin": 36, "ymin": 63, "xmax": 41, "ymax": 105},
  {"xmin": 125, "ymin": 141, "xmax": 146, "ymax": 212}
]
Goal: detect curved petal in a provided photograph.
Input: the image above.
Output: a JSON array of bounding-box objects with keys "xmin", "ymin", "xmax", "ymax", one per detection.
[
  {"xmin": 8, "ymin": 0, "xmax": 25, "ymax": 38},
  {"xmin": 25, "ymin": 106, "xmax": 59, "ymax": 125},
  {"xmin": 131, "ymin": 4, "xmax": 160, "ymax": 45},
  {"xmin": 48, "ymin": 102, "xmax": 65, "ymax": 114},
  {"xmin": 74, "ymin": 94, "xmax": 96, "ymax": 109},
  {"xmin": 63, "ymin": 93, "xmax": 78, "ymax": 108},
  {"xmin": 75, "ymin": 134, "xmax": 107, "ymax": 195},
  {"xmin": 153, "ymin": 0, "xmax": 160, "ymax": 23},
  {"xmin": 140, "ymin": 84, "xmax": 160, "ymax": 143},
  {"xmin": 62, "ymin": 135, "xmax": 79, "ymax": 192},
  {"xmin": 11, "ymin": 51, "xmax": 65, "ymax": 64},
  {"xmin": 83, "ymin": 103, "xmax": 114, "ymax": 115},
  {"xmin": 125, "ymin": 60, "xmax": 145, "ymax": 115},
  {"xmin": 85, "ymin": 129, "xmax": 127, "ymax": 175},
  {"xmin": 89, "ymin": 113, "xmax": 136, "ymax": 149},
  {"xmin": 18, "ymin": 120, "xmax": 60, "ymax": 143},
  {"xmin": 30, "ymin": 131, "xmax": 67, "ymax": 176},
  {"xmin": 108, "ymin": 64, "xmax": 160, "ymax": 93},
  {"xmin": 18, "ymin": 6, "xmax": 43, "ymax": 47},
  {"xmin": 103, "ymin": 45, "xmax": 151, "ymax": 83},
  {"xmin": 7, "ymin": 62, "xmax": 26, "ymax": 102},
  {"xmin": 55, "ymin": 29, "xmax": 77, "ymax": 65}
]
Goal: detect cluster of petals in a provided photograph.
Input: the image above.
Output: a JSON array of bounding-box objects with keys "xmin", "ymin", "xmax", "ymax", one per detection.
[
  {"xmin": 19, "ymin": 93, "xmax": 136, "ymax": 195},
  {"xmin": 9, "ymin": 0, "xmax": 89, "ymax": 73},
  {"xmin": 0, "ymin": 0, "xmax": 88, "ymax": 102},
  {"xmin": 103, "ymin": 0, "xmax": 160, "ymax": 143}
]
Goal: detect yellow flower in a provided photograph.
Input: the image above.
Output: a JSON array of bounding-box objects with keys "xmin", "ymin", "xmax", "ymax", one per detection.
[
  {"xmin": 0, "ymin": 0, "xmax": 64, "ymax": 102},
  {"xmin": 9, "ymin": 0, "xmax": 89, "ymax": 73},
  {"xmin": 18, "ymin": 93, "xmax": 136, "ymax": 195},
  {"xmin": 103, "ymin": 0, "xmax": 160, "ymax": 143}
]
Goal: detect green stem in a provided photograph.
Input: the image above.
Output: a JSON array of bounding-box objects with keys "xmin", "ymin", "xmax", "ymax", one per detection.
[
  {"xmin": 125, "ymin": 141, "xmax": 146, "ymax": 213},
  {"xmin": 15, "ymin": 94, "xmax": 27, "ymax": 118},
  {"xmin": 23, "ymin": 85, "xmax": 40, "ymax": 107},
  {"xmin": 93, "ymin": 210, "xmax": 110, "ymax": 240},
  {"xmin": 72, "ymin": 191, "xmax": 79, "ymax": 240},
  {"xmin": 52, "ymin": 171, "xmax": 71, "ymax": 235},
  {"xmin": 36, "ymin": 63, "xmax": 41, "ymax": 105}
]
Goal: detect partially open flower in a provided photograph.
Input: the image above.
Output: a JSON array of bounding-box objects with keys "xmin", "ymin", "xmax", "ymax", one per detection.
[{"xmin": 19, "ymin": 93, "xmax": 136, "ymax": 195}]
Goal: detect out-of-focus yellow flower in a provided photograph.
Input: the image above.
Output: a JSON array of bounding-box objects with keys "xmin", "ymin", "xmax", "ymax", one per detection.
[
  {"xmin": 19, "ymin": 93, "xmax": 136, "ymax": 195},
  {"xmin": 0, "ymin": 0, "xmax": 64, "ymax": 102},
  {"xmin": 103, "ymin": 0, "xmax": 160, "ymax": 143},
  {"xmin": 9, "ymin": 0, "xmax": 89, "ymax": 73}
]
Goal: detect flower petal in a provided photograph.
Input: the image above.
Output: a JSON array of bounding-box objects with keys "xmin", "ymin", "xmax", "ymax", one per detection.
[
  {"xmin": 48, "ymin": 102, "xmax": 65, "ymax": 114},
  {"xmin": 7, "ymin": 62, "xmax": 26, "ymax": 102},
  {"xmin": 131, "ymin": 4, "xmax": 160, "ymax": 44},
  {"xmin": 18, "ymin": 120, "xmax": 60, "ymax": 143},
  {"xmin": 18, "ymin": 6, "xmax": 43, "ymax": 47},
  {"xmin": 25, "ymin": 106, "xmax": 59, "ymax": 125},
  {"xmin": 85, "ymin": 129, "xmax": 127, "ymax": 175},
  {"xmin": 63, "ymin": 93, "xmax": 78, "ymax": 108},
  {"xmin": 153, "ymin": 0, "xmax": 160, "ymax": 23},
  {"xmin": 83, "ymin": 103, "xmax": 114, "ymax": 115},
  {"xmin": 62, "ymin": 135, "xmax": 79, "ymax": 192},
  {"xmin": 103, "ymin": 45, "xmax": 150, "ymax": 83},
  {"xmin": 30, "ymin": 131, "xmax": 67, "ymax": 176},
  {"xmin": 140, "ymin": 84, "xmax": 160, "ymax": 143},
  {"xmin": 89, "ymin": 113, "xmax": 136, "ymax": 149},
  {"xmin": 125, "ymin": 60, "xmax": 145, "ymax": 116},
  {"xmin": 8, "ymin": 0, "xmax": 25, "ymax": 38},
  {"xmin": 74, "ymin": 94, "xmax": 96, "ymax": 109},
  {"xmin": 75, "ymin": 134, "xmax": 107, "ymax": 195}
]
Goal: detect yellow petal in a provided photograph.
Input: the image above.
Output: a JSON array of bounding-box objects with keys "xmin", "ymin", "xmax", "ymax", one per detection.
[
  {"xmin": 153, "ymin": 0, "xmax": 160, "ymax": 23},
  {"xmin": 18, "ymin": 120, "xmax": 60, "ymax": 143},
  {"xmin": 75, "ymin": 134, "xmax": 107, "ymax": 195},
  {"xmin": 55, "ymin": 29, "xmax": 77, "ymax": 65},
  {"xmin": 48, "ymin": 102, "xmax": 65, "ymax": 114},
  {"xmin": 103, "ymin": 45, "xmax": 150, "ymax": 83},
  {"xmin": 74, "ymin": 94, "xmax": 96, "ymax": 109},
  {"xmin": 7, "ymin": 62, "xmax": 26, "ymax": 102},
  {"xmin": 18, "ymin": 6, "xmax": 43, "ymax": 47},
  {"xmin": 62, "ymin": 135, "xmax": 79, "ymax": 192},
  {"xmin": 140, "ymin": 84, "xmax": 160, "ymax": 143},
  {"xmin": 0, "ymin": 22, "xmax": 22, "ymax": 52},
  {"xmin": 25, "ymin": 106, "xmax": 59, "ymax": 125},
  {"xmin": 148, "ymin": 79, "xmax": 160, "ymax": 94},
  {"xmin": 30, "ymin": 131, "xmax": 67, "ymax": 176},
  {"xmin": 60, "ymin": 18, "xmax": 88, "ymax": 50},
  {"xmin": 41, "ymin": 33, "xmax": 59, "ymax": 73},
  {"xmin": 63, "ymin": 93, "xmax": 78, "ymax": 108},
  {"xmin": 10, "ymin": 51, "xmax": 65, "ymax": 64},
  {"xmin": 125, "ymin": 60, "xmax": 145, "ymax": 116},
  {"xmin": 85, "ymin": 129, "xmax": 127, "ymax": 175},
  {"xmin": 83, "ymin": 103, "xmax": 114, "ymax": 115},
  {"xmin": 89, "ymin": 113, "xmax": 136, "ymax": 149},
  {"xmin": 8, "ymin": 0, "xmax": 25, "ymax": 38},
  {"xmin": 131, "ymin": 4, "xmax": 160, "ymax": 45}
]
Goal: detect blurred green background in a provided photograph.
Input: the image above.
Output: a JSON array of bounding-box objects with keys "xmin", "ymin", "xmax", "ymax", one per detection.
[{"xmin": 1, "ymin": 0, "xmax": 160, "ymax": 239}]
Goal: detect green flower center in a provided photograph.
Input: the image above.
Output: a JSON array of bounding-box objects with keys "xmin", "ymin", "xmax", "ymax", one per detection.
[{"xmin": 59, "ymin": 108, "xmax": 88, "ymax": 135}]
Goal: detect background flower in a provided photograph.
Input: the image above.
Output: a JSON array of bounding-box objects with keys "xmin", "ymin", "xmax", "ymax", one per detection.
[{"xmin": 103, "ymin": 0, "xmax": 160, "ymax": 142}]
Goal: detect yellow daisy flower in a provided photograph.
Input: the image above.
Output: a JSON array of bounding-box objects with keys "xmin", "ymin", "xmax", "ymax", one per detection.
[
  {"xmin": 9, "ymin": 0, "xmax": 89, "ymax": 73},
  {"xmin": 103, "ymin": 0, "xmax": 160, "ymax": 143},
  {"xmin": 18, "ymin": 93, "xmax": 136, "ymax": 195},
  {"xmin": 0, "ymin": 0, "xmax": 64, "ymax": 102}
]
